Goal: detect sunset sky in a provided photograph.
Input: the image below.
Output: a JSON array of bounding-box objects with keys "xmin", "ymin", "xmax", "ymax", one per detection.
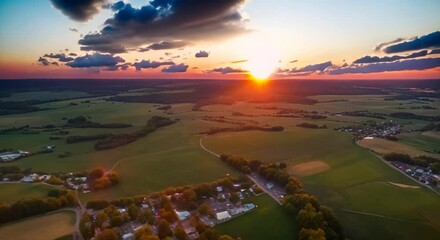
[{"xmin": 0, "ymin": 0, "xmax": 439, "ymax": 80}]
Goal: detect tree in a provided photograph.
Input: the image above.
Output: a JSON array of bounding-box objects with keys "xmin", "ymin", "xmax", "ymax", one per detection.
[
  {"xmin": 110, "ymin": 215, "xmax": 124, "ymax": 227},
  {"xmin": 229, "ymin": 192, "xmax": 240, "ymax": 204},
  {"xmin": 174, "ymin": 225, "xmax": 189, "ymax": 240},
  {"xmin": 88, "ymin": 168, "xmax": 105, "ymax": 180},
  {"xmin": 96, "ymin": 229, "xmax": 119, "ymax": 240},
  {"xmin": 158, "ymin": 219, "xmax": 173, "ymax": 239},
  {"xmin": 198, "ymin": 203, "xmax": 215, "ymax": 218},
  {"xmin": 128, "ymin": 203, "xmax": 140, "ymax": 221},
  {"xmin": 297, "ymin": 203, "xmax": 325, "ymax": 229},
  {"xmin": 299, "ymin": 228, "xmax": 326, "ymax": 240},
  {"xmin": 218, "ymin": 235, "xmax": 235, "ymax": 240}
]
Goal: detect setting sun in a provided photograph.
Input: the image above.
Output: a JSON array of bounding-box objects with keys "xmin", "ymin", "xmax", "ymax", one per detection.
[{"xmin": 239, "ymin": 33, "xmax": 280, "ymax": 81}]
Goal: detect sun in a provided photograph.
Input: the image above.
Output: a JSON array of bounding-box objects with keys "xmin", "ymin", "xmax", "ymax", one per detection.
[{"xmin": 241, "ymin": 33, "xmax": 280, "ymax": 82}]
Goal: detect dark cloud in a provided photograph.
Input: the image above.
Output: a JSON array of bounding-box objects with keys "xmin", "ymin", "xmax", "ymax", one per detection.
[
  {"xmin": 69, "ymin": 53, "xmax": 78, "ymax": 57},
  {"xmin": 37, "ymin": 57, "xmax": 50, "ymax": 66},
  {"xmin": 133, "ymin": 60, "xmax": 174, "ymax": 71},
  {"xmin": 80, "ymin": 44, "xmax": 126, "ymax": 54},
  {"xmin": 353, "ymin": 50, "xmax": 428, "ymax": 64},
  {"xmin": 139, "ymin": 41, "xmax": 190, "ymax": 52},
  {"xmin": 43, "ymin": 53, "xmax": 75, "ymax": 62},
  {"xmin": 69, "ymin": 27, "xmax": 78, "ymax": 32},
  {"xmin": 195, "ymin": 51, "xmax": 209, "ymax": 58},
  {"xmin": 231, "ymin": 59, "xmax": 247, "ymax": 64},
  {"xmin": 207, "ymin": 66, "xmax": 248, "ymax": 74},
  {"xmin": 289, "ymin": 60, "xmax": 298, "ymax": 63},
  {"xmin": 66, "ymin": 53, "xmax": 125, "ymax": 68},
  {"xmin": 329, "ymin": 58, "xmax": 440, "ymax": 75},
  {"xmin": 374, "ymin": 38, "xmax": 407, "ymax": 52},
  {"xmin": 431, "ymin": 49, "xmax": 440, "ymax": 55},
  {"xmin": 50, "ymin": 0, "xmax": 108, "ymax": 22},
  {"xmin": 79, "ymin": 0, "xmax": 248, "ymax": 53},
  {"xmin": 291, "ymin": 61, "xmax": 332, "ymax": 73},
  {"xmin": 382, "ymin": 31, "xmax": 440, "ymax": 54},
  {"xmin": 161, "ymin": 63, "xmax": 189, "ymax": 73}
]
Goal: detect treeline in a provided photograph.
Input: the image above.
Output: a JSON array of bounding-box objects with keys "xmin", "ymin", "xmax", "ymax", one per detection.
[
  {"xmin": 202, "ymin": 125, "xmax": 284, "ymax": 135},
  {"xmin": 0, "ymin": 190, "xmax": 76, "ymax": 224},
  {"xmin": 421, "ymin": 123, "xmax": 440, "ymax": 131},
  {"xmin": 0, "ymin": 125, "xmax": 30, "ymax": 134},
  {"xmin": 95, "ymin": 116, "xmax": 176, "ymax": 150},
  {"xmin": 297, "ymin": 123, "xmax": 327, "ymax": 129},
  {"xmin": 66, "ymin": 133, "xmax": 113, "ymax": 144},
  {"xmin": 219, "ymin": 154, "xmax": 344, "ymax": 240},
  {"xmin": 384, "ymin": 153, "xmax": 440, "ymax": 170},
  {"xmin": 66, "ymin": 116, "xmax": 132, "ymax": 128},
  {"xmin": 390, "ymin": 112, "xmax": 440, "ymax": 121},
  {"xmin": 0, "ymin": 101, "xmax": 41, "ymax": 115},
  {"xmin": 340, "ymin": 110, "xmax": 386, "ymax": 120}
]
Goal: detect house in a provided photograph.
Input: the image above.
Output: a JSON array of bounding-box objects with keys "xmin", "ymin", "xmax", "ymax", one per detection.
[
  {"xmin": 122, "ymin": 233, "xmax": 135, "ymax": 240},
  {"xmin": 216, "ymin": 186, "xmax": 223, "ymax": 192},
  {"xmin": 266, "ymin": 183, "xmax": 274, "ymax": 189},
  {"xmin": 175, "ymin": 210, "xmax": 191, "ymax": 221},
  {"xmin": 216, "ymin": 211, "xmax": 231, "ymax": 221}
]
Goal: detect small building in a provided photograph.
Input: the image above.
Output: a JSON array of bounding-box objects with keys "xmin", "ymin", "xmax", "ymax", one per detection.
[
  {"xmin": 216, "ymin": 211, "xmax": 231, "ymax": 221},
  {"xmin": 122, "ymin": 233, "xmax": 135, "ymax": 240},
  {"xmin": 175, "ymin": 210, "xmax": 191, "ymax": 221},
  {"xmin": 216, "ymin": 186, "xmax": 223, "ymax": 192},
  {"xmin": 266, "ymin": 183, "xmax": 274, "ymax": 189}
]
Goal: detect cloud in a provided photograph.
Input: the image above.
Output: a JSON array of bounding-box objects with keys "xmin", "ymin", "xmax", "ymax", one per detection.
[
  {"xmin": 431, "ymin": 49, "xmax": 440, "ymax": 55},
  {"xmin": 289, "ymin": 60, "xmax": 298, "ymax": 63},
  {"xmin": 231, "ymin": 59, "xmax": 247, "ymax": 64},
  {"xmin": 43, "ymin": 53, "xmax": 75, "ymax": 62},
  {"xmin": 66, "ymin": 53, "xmax": 125, "ymax": 68},
  {"xmin": 291, "ymin": 61, "xmax": 332, "ymax": 73},
  {"xmin": 133, "ymin": 60, "xmax": 174, "ymax": 71},
  {"xmin": 374, "ymin": 38, "xmax": 407, "ymax": 52},
  {"xmin": 381, "ymin": 31, "xmax": 440, "ymax": 53},
  {"xmin": 69, "ymin": 53, "xmax": 78, "ymax": 56},
  {"xmin": 328, "ymin": 58, "xmax": 440, "ymax": 75},
  {"xmin": 207, "ymin": 66, "xmax": 248, "ymax": 74},
  {"xmin": 195, "ymin": 51, "xmax": 209, "ymax": 58},
  {"xmin": 139, "ymin": 41, "xmax": 190, "ymax": 52},
  {"xmin": 37, "ymin": 57, "xmax": 50, "ymax": 66},
  {"xmin": 161, "ymin": 63, "xmax": 189, "ymax": 73},
  {"xmin": 353, "ymin": 50, "xmax": 428, "ymax": 64},
  {"xmin": 69, "ymin": 27, "xmax": 78, "ymax": 32},
  {"xmin": 78, "ymin": 0, "xmax": 249, "ymax": 53},
  {"xmin": 50, "ymin": 0, "xmax": 108, "ymax": 22}
]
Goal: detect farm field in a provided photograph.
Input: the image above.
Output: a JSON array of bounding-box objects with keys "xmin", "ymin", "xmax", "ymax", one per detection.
[
  {"xmin": 398, "ymin": 133, "xmax": 440, "ymax": 154},
  {"xmin": 203, "ymin": 128, "xmax": 440, "ymax": 240},
  {"xmin": 358, "ymin": 137, "xmax": 440, "ymax": 158},
  {"xmin": 0, "ymin": 211, "xmax": 75, "ymax": 240},
  {"xmin": 215, "ymin": 194, "xmax": 297, "ymax": 240},
  {"xmin": 0, "ymin": 183, "xmax": 59, "ymax": 203}
]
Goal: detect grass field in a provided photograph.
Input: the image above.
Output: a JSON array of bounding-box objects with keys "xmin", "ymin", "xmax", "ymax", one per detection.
[
  {"xmin": 215, "ymin": 194, "xmax": 297, "ymax": 240},
  {"xmin": 0, "ymin": 211, "xmax": 75, "ymax": 240},
  {"xmin": 398, "ymin": 133, "xmax": 440, "ymax": 154},
  {"xmin": 359, "ymin": 137, "xmax": 440, "ymax": 158},
  {"xmin": 0, "ymin": 91, "xmax": 91, "ymax": 102},
  {"xmin": 0, "ymin": 183, "xmax": 59, "ymax": 203}
]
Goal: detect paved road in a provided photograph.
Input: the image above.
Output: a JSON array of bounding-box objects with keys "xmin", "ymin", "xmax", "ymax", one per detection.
[{"xmin": 199, "ymin": 136, "xmax": 282, "ymax": 205}]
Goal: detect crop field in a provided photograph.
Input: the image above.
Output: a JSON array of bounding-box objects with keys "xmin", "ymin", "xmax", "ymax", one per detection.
[
  {"xmin": 359, "ymin": 137, "xmax": 440, "ymax": 158},
  {"xmin": 398, "ymin": 133, "xmax": 440, "ymax": 154},
  {"xmin": 215, "ymin": 194, "xmax": 297, "ymax": 240},
  {"xmin": 0, "ymin": 183, "xmax": 59, "ymax": 203},
  {"xmin": 0, "ymin": 211, "xmax": 75, "ymax": 240}
]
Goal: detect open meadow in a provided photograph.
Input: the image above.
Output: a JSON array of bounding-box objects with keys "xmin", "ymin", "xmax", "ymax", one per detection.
[{"xmin": 0, "ymin": 211, "xmax": 74, "ymax": 240}]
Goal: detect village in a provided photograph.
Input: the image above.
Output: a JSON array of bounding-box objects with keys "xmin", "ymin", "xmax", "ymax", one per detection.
[
  {"xmin": 389, "ymin": 161, "xmax": 440, "ymax": 190},
  {"xmin": 337, "ymin": 120, "xmax": 402, "ymax": 140}
]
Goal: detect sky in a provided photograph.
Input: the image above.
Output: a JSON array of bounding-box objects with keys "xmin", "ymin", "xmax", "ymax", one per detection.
[{"xmin": 0, "ymin": 0, "xmax": 439, "ymax": 80}]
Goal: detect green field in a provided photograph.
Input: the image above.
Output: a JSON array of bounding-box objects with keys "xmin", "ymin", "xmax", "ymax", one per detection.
[
  {"xmin": 0, "ymin": 91, "xmax": 90, "ymax": 102},
  {"xmin": 0, "ymin": 183, "xmax": 59, "ymax": 203},
  {"xmin": 215, "ymin": 194, "xmax": 297, "ymax": 240},
  {"xmin": 0, "ymin": 211, "xmax": 75, "ymax": 240},
  {"xmin": 398, "ymin": 133, "xmax": 440, "ymax": 154}
]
